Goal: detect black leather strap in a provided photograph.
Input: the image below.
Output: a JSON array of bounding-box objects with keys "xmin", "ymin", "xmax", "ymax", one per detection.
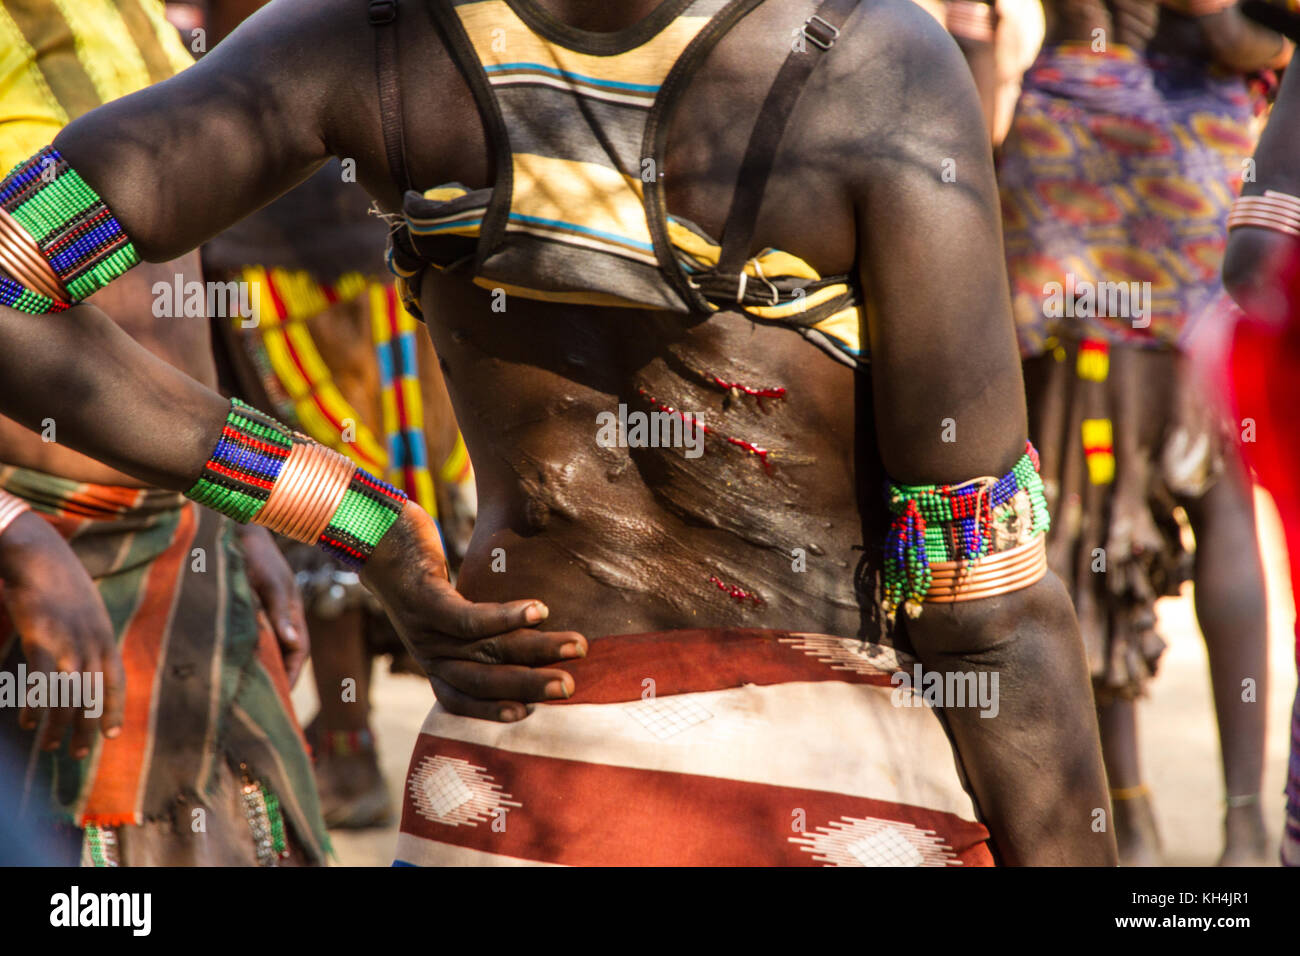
[
  {"xmin": 716, "ymin": 0, "xmax": 863, "ymax": 277},
  {"xmin": 370, "ymin": 0, "xmax": 412, "ymax": 194}
]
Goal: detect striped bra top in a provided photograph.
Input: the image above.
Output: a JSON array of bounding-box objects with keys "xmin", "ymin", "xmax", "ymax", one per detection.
[{"xmin": 386, "ymin": 0, "xmax": 865, "ymax": 367}]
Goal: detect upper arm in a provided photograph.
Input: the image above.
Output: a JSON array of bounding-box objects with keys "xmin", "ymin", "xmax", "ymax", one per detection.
[
  {"xmin": 1224, "ymin": 58, "xmax": 1300, "ymax": 313},
  {"xmin": 847, "ymin": 0, "xmax": 1026, "ymax": 484},
  {"xmin": 50, "ymin": 0, "xmax": 372, "ymax": 262},
  {"xmin": 1200, "ymin": 9, "xmax": 1287, "ymax": 73}
]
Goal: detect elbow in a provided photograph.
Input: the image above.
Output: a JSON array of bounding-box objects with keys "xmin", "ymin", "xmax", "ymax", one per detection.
[{"xmin": 1222, "ymin": 227, "xmax": 1300, "ymax": 319}]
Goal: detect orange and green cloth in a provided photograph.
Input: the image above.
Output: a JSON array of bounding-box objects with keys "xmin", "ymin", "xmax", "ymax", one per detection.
[{"xmin": 0, "ymin": 465, "xmax": 329, "ymax": 860}]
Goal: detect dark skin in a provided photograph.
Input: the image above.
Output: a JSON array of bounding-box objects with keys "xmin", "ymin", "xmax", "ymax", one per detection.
[
  {"xmin": 1083, "ymin": 0, "xmax": 1277, "ymax": 866},
  {"xmin": 974, "ymin": 0, "xmax": 1278, "ymax": 862},
  {"xmin": 0, "ymin": 511, "xmax": 125, "ymax": 756},
  {"xmin": 1042, "ymin": 0, "xmax": 1286, "ymax": 66},
  {"xmin": 1224, "ymin": 53, "xmax": 1300, "ymax": 311},
  {"xmin": 0, "ymin": 0, "xmax": 1113, "ymax": 863},
  {"xmin": 0, "ymin": 255, "xmax": 215, "ymax": 485},
  {"xmin": 0, "ymin": 250, "xmax": 310, "ymax": 686}
]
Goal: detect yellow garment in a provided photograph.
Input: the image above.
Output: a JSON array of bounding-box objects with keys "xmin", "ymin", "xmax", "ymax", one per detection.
[{"xmin": 0, "ymin": 0, "xmax": 193, "ymax": 170}]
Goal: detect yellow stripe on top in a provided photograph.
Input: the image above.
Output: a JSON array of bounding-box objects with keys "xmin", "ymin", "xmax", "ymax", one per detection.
[
  {"xmin": 458, "ymin": 0, "xmax": 710, "ymax": 91},
  {"xmin": 392, "ymin": 0, "xmax": 868, "ymax": 366},
  {"xmin": 509, "ymin": 153, "xmax": 658, "ymax": 264},
  {"xmin": 0, "ymin": 0, "xmax": 193, "ymax": 171}
]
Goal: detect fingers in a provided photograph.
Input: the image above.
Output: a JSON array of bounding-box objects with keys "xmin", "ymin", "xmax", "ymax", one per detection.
[
  {"xmin": 16, "ymin": 642, "xmax": 54, "ymax": 733},
  {"xmin": 100, "ymin": 645, "xmax": 125, "ymax": 740},
  {"xmin": 18, "ymin": 655, "xmax": 123, "ymax": 761},
  {"xmin": 279, "ymin": 626, "xmax": 308, "ymax": 689},
  {"xmin": 15, "ymin": 642, "xmax": 74, "ymax": 748},
  {"xmin": 433, "ymin": 659, "xmax": 575, "ymax": 706},
  {"xmin": 428, "ymin": 675, "xmax": 530, "ymax": 723},
  {"xmin": 458, "ymin": 629, "xmax": 587, "ymax": 667},
  {"xmin": 242, "ymin": 530, "xmax": 311, "ymax": 688},
  {"xmin": 68, "ymin": 709, "xmax": 96, "ymax": 760},
  {"xmin": 40, "ymin": 648, "xmax": 81, "ymax": 752},
  {"xmin": 37, "ymin": 702, "xmax": 75, "ymax": 753},
  {"xmin": 273, "ymin": 599, "xmax": 310, "ymax": 689},
  {"xmin": 441, "ymin": 593, "xmax": 550, "ymax": 641}
]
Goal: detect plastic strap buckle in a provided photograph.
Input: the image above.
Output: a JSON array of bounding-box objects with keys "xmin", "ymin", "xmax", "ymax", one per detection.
[
  {"xmin": 803, "ymin": 14, "xmax": 840, "ymax": 50},
  {"xmin": 369, "ymin": 0, "xmax": 397, "ymax": 25}
]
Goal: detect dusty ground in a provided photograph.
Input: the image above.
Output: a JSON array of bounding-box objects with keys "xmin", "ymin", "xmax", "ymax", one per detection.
[{"xmin": 293, "ymin": 488, "xmax": 1298, "ymax": 867}]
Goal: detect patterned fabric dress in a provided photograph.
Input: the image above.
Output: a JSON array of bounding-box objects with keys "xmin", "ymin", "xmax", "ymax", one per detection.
[
  {"xmin": 997, "ymin": 43, "xmax": 1262, "ymax": 696},
  {"xmin": 1000, "ymin": 43, "xmax": 1257, "ymax": 354},
  {"xmin": 0, "ymin": 467, "xmax": 328, "ymax": 865},
  {"xmin": 396, "ymin": 628, "xmax": 994, "ymax": 867}
]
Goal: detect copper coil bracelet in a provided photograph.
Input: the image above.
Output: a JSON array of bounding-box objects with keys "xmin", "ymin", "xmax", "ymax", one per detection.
[
  {"xmin": 0, "ymin": 207, "xmax": 68, "ymax": 303},
  {"xmin": 0, "ymin": 490, "xmax": 31, "ymax": 538},
  {"xmin": 253, "ymin": 440, "xmax": 357, "ymax": 545},
  {"xmin": 924, "ymin": 534, "xmax": 1048, "ymax": 604},
  {"xmin": 945, "ymin": 0, "xmax": 997, "ymax": 42},
  {"xmin": 1228, "ymin": 190, "xmax": 1300, "ymax": 239}
]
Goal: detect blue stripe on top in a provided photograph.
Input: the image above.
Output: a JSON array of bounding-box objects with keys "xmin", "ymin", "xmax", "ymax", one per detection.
[
  {"xmin": 507, "ymin": 212, "xmax": 654, "ymax": 251},
  {"xmin": 484, "ymin": 62, "xmax": 660, "ymax": 93}
]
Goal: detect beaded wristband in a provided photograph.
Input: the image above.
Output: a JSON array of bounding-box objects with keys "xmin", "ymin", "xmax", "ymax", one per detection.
[
  {"xmin": 883, "ymin": 441, "xmax": 1051, "ymax": 620},
  {"xmin": 946, "ymin": 0, "xmax": 997, "ymax": 41},
  {"xmin": 188, "ymin": 399, "xmax": 406, "ymax": 567},
  {"xmin": 1227, "ymin": 190, "xmax": 1300, "ymax": 238},
  {"xmin": 0, "ymin": 146, "xmax": 139, "ymax": 314},
  {"xmin": 0, "ymin": 489, "xmax": 30, "ymax": 538}
]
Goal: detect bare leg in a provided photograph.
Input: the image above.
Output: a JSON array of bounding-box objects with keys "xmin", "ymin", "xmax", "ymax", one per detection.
[
  {"xmin": 307, "ymin": 607, "xmax": 393, "ymax": 829},
  {"xmin": 1097, "ymin": 696, "xmax": 1163, "ymax": 866},
  {"xmin": 1181, "ymin": 458, "xmax": 1271, "ymax": 865}
]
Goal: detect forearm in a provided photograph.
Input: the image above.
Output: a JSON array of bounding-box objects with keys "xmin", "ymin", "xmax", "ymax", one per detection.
[
  {"xmin": 1198, "ymin": 7, "xmax": 1288, "ymax": 71},
  {"xmin": 0, "ymin": 299, "xmax": 411, "ymax": 577},
  {"xmin": 0, "ymin": 303, "xmax": 227, "ymax": 489},
  {"xmin": 904, "ymin": 573, "xmax": 1116, "ymax": 865}
]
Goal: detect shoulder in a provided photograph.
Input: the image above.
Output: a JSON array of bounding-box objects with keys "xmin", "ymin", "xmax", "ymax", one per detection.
[
  {"xmin": 828, "ymin": 0, "xmax": 983, "ymax": 113},
  {"xmin": 194, "ymin": 0, "xmax": 375, "ymax": 80},
  {"xmin": 812, "ymin": 0, "xmax": 991, "ymax": 182}
]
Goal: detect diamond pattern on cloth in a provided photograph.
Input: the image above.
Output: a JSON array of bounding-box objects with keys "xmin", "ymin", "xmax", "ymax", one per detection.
[
  {"xmin": 623, "ymin": 696, "xmax": 714, "ymax": 740},
  {"xmin": 780, "ymin": 633, "xmax": 903, "ymax": 677},
  {"xmin": 790, "ymin": 816, "xmax": 960, "ymax": 867},
  {"xmin": 408, "ymin": 755, "xmax": 520, "ymax": 827}
]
